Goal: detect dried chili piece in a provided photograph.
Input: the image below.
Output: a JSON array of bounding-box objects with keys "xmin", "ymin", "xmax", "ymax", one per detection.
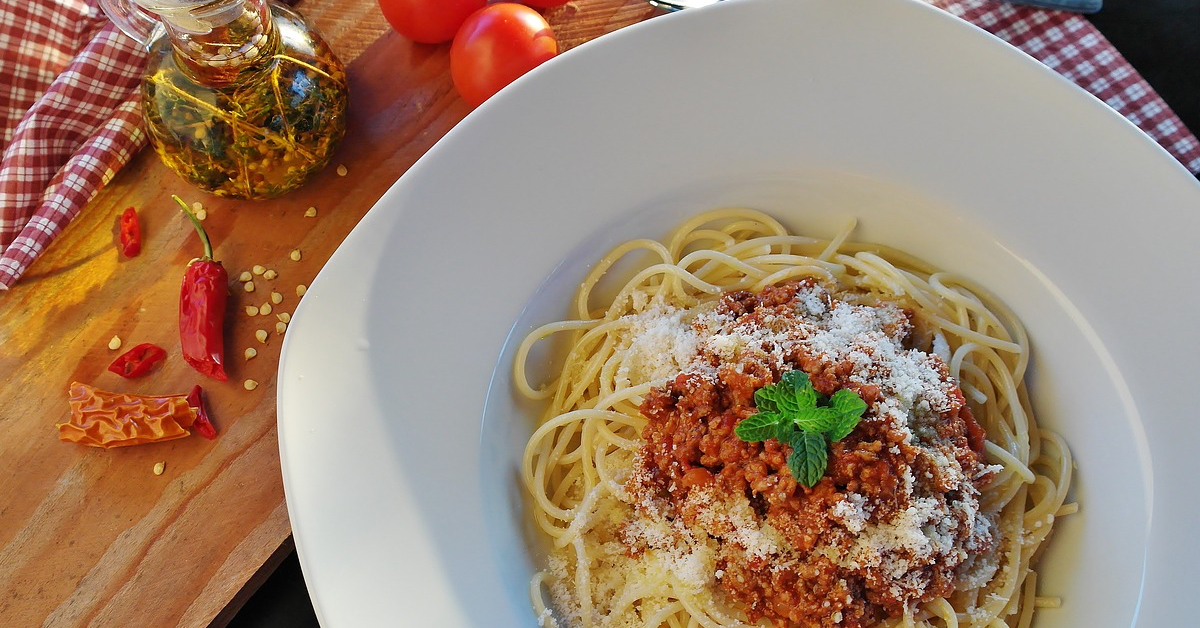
[
  {"xmin": 57, "ymin": 382, "xmax": 197, "ymax": 448},
  {"xmin": 107, "ymin": 342, "xmax": 168, "ymax": 379},
  {"xmin": 175, "ymin": 195, "xmax": 228, "ymax": 381},
  {"xmin": 186, "ymin": 385, "xmax": 218, "ymax": 440},
  {"xmin": 119, "ymin": 206, "xmax": 142, "ymax": 257}
]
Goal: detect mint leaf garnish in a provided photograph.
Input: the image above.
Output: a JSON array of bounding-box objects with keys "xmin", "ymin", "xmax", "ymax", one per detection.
[
  {"xmin": 787, "ymin": 431, "xmax": 829, "ymax": 488},
  {"xmin": 826, "ymin": 413, "xmax": 861, "ymax": 442},
  {"xmin": 828, "ymin": 389, "xmax": 867, "ymax": 421},
  {"xmin": 734, "ymin": 369, "xmax": 869, "ymax": 487},
  {"xmin": 826, "ymin": 389, "xmax": 867, "ymax": 441},
  {"xmin": 791, "ymin": 406, "xmax": 840, "ymax": 433},
  {"xmin": 735, "ymin": 412, "xmax": 788, "ymax": 442},
  {"xmin": 780, "ymin": 369, "xmax": 817, "ymax": 409},
  {"xmin": 753, "ymin": 386, "xmax": 780, "ymax": 414}
]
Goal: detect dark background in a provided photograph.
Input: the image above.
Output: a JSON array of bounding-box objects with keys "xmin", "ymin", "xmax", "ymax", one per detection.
[
  {"xmin": 1088, "ymin": 0, "xmax": 1199, "ymax": 138},
  {"xmin": 227, "ymin": 1, "xmax": 1199, "ymax": 627}
]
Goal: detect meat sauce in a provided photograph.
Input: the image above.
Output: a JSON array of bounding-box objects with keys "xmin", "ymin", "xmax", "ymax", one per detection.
[{"xmin": 626, "ymin": 281, "xmax": 995, "ymax": 628}]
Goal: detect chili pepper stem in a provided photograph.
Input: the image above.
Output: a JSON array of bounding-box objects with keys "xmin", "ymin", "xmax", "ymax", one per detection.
[{"xmin": 173, "ymin": 195, "xmax": 214, "ymax": 260}]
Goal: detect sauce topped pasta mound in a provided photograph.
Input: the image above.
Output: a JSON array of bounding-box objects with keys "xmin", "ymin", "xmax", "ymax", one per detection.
[
  {"xmin": 628, "ymin": 280, "xmax": 999, "ymax": 628},
  {"xmin": 518, "ymin": 209, "xmax": 1072, "ymax": 628}
]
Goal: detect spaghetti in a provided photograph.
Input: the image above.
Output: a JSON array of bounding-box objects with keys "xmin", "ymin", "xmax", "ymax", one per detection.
[{"xmin": 517, "ymin": 208, "xmax": 1073, "ymax": 628}]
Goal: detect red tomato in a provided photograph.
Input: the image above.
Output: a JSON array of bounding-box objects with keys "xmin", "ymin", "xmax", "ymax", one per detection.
[
  {"xmin": 377, "ymin": 0, "xmax": 485, "ymax": 44},
  {"xmin": 520, "ymin": 0, "xmax": 571, "ymax": 6},
  {"xmin": 450, "ymin": 3, "xmax": 559, "ymax": 107}
]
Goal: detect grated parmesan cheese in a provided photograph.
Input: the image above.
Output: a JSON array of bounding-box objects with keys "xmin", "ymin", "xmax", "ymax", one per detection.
[
  {"xmin": 544, "ymin": 281, "xmax": 1003, "ymax": 628},
  {"xmin": 830, "ymin": 493, "xmax": 871, "ymax": 534},
  {"xmin": 614, "ymin": 298, "xmax": 701, "ymax": 387}
]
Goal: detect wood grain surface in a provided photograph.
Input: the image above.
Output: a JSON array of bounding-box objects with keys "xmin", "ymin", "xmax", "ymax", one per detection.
[{"xmin": 0, "ymin": 1, "xmax": 657, "ymax": 627}]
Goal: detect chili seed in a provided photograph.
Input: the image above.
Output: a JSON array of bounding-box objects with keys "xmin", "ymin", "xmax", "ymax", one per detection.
[
  {"xmin": 153, "ymin": 461, "xmax": 165, "ymax": 476},
  {"xmin": 263, "ymin": 269, "xmax": 278, "ymax": 280},
  {"xmin": 191, "ymin": 201, "xmax": 203, "ymax": 211},
  {"xmin": 243, "ymin": 281, "xmax": 255, "ymax": 293},
  {"xmin": 304, "ymin": 206, "xmax": 317, "ymax": 218},
  {"xmin": 239, "ymin": 271, "xmax": 253, "ymax": 282},
  {"xmin": 277, "ymin": 312, "xmax": 291, "ymax": 323},
  {"xmin": 271, "ymin": 291, "xmax": 283, "ymax": 304},
  {"xmin": 252, "ymin": 264, "xmax": 266, "ymax": 275},
  {"xmin": 289, "ymin": 249, "xmax": 302, "ymax": 261},
  {"xmin": 275, "ymin": 321, "xmax": 287, "ymax": 334},
  {"xmin": 260, "ymin": 303, "xmax": 273, "ymax": 316},
  {"xmin": 336, "ymin": 164, "xmax": 348, "ymax": 177},
  {"xmin": 196, "ymin": 209, "xmax": 207, "ymax": 221},
  {"xmin": 243, "ymin": 379, "xmax": 259, "ymax": 391},
  {"xmin": 245, "ymin": 305, "xmax": 259, "ymax": 316},
  {"xmin": 244, "ymin": 347, "xmax": 257, "ymax": 360},
  {"xmin": 255, "ymin": 329, "xmax": 268, "ymax": 343},
  {"xmin": 108, "ymin": 336, "xmax": 122, "ymax": 350},
  {"xmin": 296, "ymin": 284, "xmax": 307, "ymax": 297}
]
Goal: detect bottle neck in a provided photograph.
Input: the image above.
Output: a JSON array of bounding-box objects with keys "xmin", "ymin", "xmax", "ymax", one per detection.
[{"xmin": 155, "ymin": 0, "xmax": 278, "ymax": 85}]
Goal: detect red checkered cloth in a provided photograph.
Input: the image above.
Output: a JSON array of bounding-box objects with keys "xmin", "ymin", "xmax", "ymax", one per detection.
[
  {"xmin": 930, "ymin": 0, "xmax": 1200, "ymax": 173},
  {"xmin": 1, "ymin": 0, "xmax": 1198, "ymax": 289},
  {"xmin": 1, "ymin": 1, "xmax": 146, "ymax": 289}
]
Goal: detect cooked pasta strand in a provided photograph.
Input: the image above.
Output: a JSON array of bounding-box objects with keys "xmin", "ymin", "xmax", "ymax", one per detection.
[{"xmin": 518, "ymin": 209, "xmax": 1071, "ymax": 628}]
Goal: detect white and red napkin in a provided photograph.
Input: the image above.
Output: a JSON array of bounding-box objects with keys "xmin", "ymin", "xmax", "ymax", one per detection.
[
  {"xmin": 929, "ymin": 0, "xmax": 1200, "ymax": 172},
  {"xmin": 1, "ymin": 0, "xmax": 1197, "ymax": 290},
  {"xmin": 1, "ymin": 2, "xmax": 145, "ymax": 289}
]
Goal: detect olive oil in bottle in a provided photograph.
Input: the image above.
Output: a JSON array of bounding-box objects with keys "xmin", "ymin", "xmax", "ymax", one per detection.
[{"xmin": 102, "ymin": 0, "xmax": 348, "ymax": 199}]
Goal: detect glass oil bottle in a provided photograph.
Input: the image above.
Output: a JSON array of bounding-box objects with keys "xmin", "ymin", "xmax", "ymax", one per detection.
[{"xmin": 101, "ymin": 0, "xmax": 348, "ymax": 199}]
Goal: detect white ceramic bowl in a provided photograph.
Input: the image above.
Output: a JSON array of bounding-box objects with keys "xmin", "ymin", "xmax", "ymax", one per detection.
[{"xmin": 278, "ymin": 1, "xmax": 1200, "ymax": 626}]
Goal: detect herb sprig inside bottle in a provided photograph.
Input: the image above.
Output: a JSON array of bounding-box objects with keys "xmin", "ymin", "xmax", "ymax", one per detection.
[
  {"xmin": 101, "ymin": 0, "xmax": 349, "ymax": 199},
  {"xmin": 734, "ymin": 370, "xmax": 868, "ymax": 487}
]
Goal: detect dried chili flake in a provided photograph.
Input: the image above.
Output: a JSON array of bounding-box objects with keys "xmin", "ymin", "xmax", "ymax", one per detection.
[
  {"xmin": 119, "ymin": 206, "xmax": 142, "ymax": 257},
  {"xmin": 186, "ymin": 385, "xmax": 218, "ymax": 440},
  {"xmin": 57, "ymin": 382, "xmax": 198, "ymax": 448},
  {"xmin": 107, "ymin": 343, "xmax": 168, "ymax": 379}
]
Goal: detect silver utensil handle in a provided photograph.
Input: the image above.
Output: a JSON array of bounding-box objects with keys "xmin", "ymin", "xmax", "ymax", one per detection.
[{"xmin": 647, "ymin": 0, "xmax": 719, "ymax": 11}]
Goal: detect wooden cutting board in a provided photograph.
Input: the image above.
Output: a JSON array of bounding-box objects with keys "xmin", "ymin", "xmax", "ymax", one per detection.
[{"xmin": 0, "ymin": 2, "xmax": 658, "ymax": 626}]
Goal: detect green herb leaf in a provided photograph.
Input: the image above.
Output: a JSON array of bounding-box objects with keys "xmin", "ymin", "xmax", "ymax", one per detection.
[
  {"xmin": 754, "ymin": 370, "xmax": 818, "ymax": 416},
  {"xmin": 828, "ymin": 388, "xmax": 867, "ymax": 421},
  {"xmin": 826, "ymin": 413, "xmax": 861, "ymax": 442},
  {"xmin": 779, "ymin": 369, "xmax": 817, "ymax": 409},
  {"xmin": 736, "ymin": 368, "xmax": 868, "ymax": 487},
  {"xmin": 753, "ymin": 386, "xmax": 780, "ymax": 414},
  {"xmin": 826, "ymin": 389, "xmax": 867, "ymax": 440},
  {"xmin": 787, "ymin": 431, "xmax": 829, "ymax": 488},
  {"xmin": 735, "ymin": 412, "xmax": 789, "ymax": 442},
  {"xmin": 791, "ymin": 406, "xmax": 841, "ymax": 433}
]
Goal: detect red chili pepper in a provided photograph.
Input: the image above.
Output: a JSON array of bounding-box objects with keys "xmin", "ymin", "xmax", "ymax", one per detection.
[
  {"xmin": 119, "ymin": 206, "xmax": 142, "ymax": 257},
  {"xmin": 58, "ymin": 382, "xmax": 197, "ymax": 448},
  {"xmin": 185, "ymin": 385, "xmax": 218, "ymax": 440},
  {"xmin": 107, "ymin": 342, "xmax": 168, "ymax": 378},
  {"xmin": 175, "ymin": 195, "xmax": 228, "ymax": 381}
]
